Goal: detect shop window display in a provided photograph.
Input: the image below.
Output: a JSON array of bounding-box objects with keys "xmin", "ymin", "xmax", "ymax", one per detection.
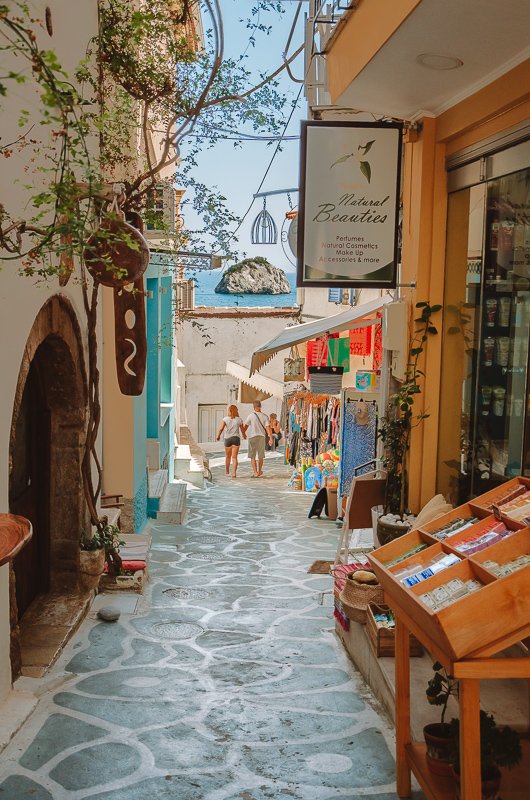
[{"xmin": 438, "ymin": 167, "xmax": 530, "ymax": 504}]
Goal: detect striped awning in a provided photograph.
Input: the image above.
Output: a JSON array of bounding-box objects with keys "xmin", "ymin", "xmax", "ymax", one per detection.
[
  {"xmin": 249, "ymin": 295, "xmax": 391, "ymax": 375},
  {"xmin": 226, "ymin": 359, "xmax": 284, "ymax": 400}
]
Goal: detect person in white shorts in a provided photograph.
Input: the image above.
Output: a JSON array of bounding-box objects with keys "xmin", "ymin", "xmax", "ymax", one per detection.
[{"xmin": 243, "ymin": 401, "xmax": 270, "ymax": 478}]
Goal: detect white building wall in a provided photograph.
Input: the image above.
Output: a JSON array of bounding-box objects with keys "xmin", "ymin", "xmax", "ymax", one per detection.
[
  {"xmin": 181, "ymin": 309, "xmax": 299, "ymax": 444},
  {"xmin": 0, "ymin": 1, "xmax": 100, "ymax": 703},
  {"xmin": 298, "ymin": 286, "xmax": 383, "ymax": 320}
]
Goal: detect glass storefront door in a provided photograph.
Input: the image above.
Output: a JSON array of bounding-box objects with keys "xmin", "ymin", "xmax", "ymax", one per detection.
[{"xmin": 438, "ymin": 166, "xmax": 530, "ymax": 504}]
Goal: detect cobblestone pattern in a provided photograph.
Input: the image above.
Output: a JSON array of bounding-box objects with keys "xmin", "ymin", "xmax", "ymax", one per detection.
[{"xmin": 0, "ymin": 461, "xmax": 405, "ymax": 799}]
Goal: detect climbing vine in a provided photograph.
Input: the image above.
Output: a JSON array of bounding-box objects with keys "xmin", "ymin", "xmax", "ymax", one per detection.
[{"xmin": 378, "ymin": 301, "xmax": 442, "ymax": 518}]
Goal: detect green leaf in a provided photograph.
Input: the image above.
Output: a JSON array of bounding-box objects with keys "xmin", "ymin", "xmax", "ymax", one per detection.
[
  {"xmin": 359, "ymin": 160, "xmax": 371, "ymax": 183},
  {"xmin": 427, "ymin": 326, "xmax": 438, "ymax": 334},
  {"xmin": 415, "ymin": 302, "xmax": 428, "ymax": 308},
  {"xmin": 430, "ymin": 304, "xmax": 442, "ymax": 312},
  {"xmin": 410, "ymin": 347, "xmax": 422, "ymax": 355},
  {"xmin": 331, "ymin": 153, "xmax": 353, "ymax": 168},
  {"xmin": 359, "ymin": 139, "xmax": 375, "ymax": 155}
]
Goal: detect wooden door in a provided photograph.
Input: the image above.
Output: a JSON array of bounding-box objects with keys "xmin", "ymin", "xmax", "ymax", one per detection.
[
  {"xmin": 198, "ymin": 404, "xmax": 225, "ymax": 443},
  {"xmin": 10, "ymin": 360, "xmax": 51, "ymax": 618}
]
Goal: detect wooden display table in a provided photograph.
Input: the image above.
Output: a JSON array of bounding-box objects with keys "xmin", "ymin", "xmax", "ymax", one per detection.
[
  {"xmin": 368, "ymin": 477, "xmax": 530, "ymax": 800},
  {"xmin": 0, "ymin": 513, "xmax": 32, "ymax": 566}
]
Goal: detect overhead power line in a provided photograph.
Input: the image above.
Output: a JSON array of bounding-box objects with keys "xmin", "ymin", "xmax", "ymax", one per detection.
[{"xmin": 221, "ymin": 84, "xmax": 303, "ymax": 255}]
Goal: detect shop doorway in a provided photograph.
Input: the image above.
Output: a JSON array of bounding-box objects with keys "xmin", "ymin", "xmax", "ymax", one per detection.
[
  {"xmin": 438, "ymin": 156, "xmax": 530, "ymax": 504},
  {"xmin": 8, "ymin": 296, "xmax": 87, "ymax": 677},
  {"xmin": 10, "ymin": 355, "xmax": 51, "ymax": 617}
]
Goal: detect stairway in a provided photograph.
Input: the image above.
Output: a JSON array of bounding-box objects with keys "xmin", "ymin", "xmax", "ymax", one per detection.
[
  {"xmin": 174, "ymin": 444, "xmax": 206, "ymax": 487},
  {"xmin": 156, "ymin": 481, "xmax": 187, "ymax": 524},
  {"xmin": 147, "ymin": 468, "xmax": 187, "ymax": 524},
  {"xmin": 147, "ymin": 468, "xmax": 167, "ymax": 519}
]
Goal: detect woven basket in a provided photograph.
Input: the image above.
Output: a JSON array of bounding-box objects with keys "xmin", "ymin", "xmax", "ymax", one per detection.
[{"xmin": 339, "ymin": 572, "xmax": 384, "ymax": 624}]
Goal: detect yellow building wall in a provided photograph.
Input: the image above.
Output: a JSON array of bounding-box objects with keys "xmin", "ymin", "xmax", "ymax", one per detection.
[
  {"xmin": 399, "ymin": 120, "xmax": 446, "ymax": 510},
  {"xmin": 102, "ymin": 286, "xmax": 135, "ymax": 498},
  {"xmin": 437, "ymin": 59, "xmax": 530, "ymax": 146},
  {"xmin": 401, "ymin": 62, "xmax": 530, "ymax": 510}
]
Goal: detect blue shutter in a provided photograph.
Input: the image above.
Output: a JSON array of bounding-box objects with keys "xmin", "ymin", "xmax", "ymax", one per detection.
[{"xmin": 328, "ymin": 288, "xmax": 343, "ymax": 303}]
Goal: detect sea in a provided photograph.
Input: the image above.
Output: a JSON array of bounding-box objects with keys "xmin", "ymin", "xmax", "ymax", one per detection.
[{"xmin": 188, "ymin": 269, "xmax": 298, "ymax": 308}]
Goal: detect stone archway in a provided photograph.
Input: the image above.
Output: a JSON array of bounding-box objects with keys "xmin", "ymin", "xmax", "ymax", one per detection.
[{"xmin": 8, "ymin": 294, "xmax": 88, "ymax": 677}]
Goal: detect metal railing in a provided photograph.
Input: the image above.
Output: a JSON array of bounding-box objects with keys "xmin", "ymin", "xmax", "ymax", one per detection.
[
  {"xmin": 304, "ymin": 1, "xmax": 360, "ymax": 110},
  {"xmin": 313, "ymin": 0, "xmax": 356, "ymax": 24}
]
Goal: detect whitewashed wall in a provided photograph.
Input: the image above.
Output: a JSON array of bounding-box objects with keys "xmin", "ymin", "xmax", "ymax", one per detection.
[
  {"xmin": 298, "ymin": 286, "xmax": 383, "ymax": 320},
  {"xmin": 0, "ymin": 1, "xmax": 100, "ymax": 703},
  {"xmin": 181, "ymin": 310, "xmax": 299, "ymax": 443}
]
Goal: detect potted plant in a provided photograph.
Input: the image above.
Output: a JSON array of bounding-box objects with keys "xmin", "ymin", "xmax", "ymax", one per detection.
[
  {"xmin": 449, "ymin": 710, "xmax": 522, "ymax": 800},
  {"xmin": 79, "ymin": 523, "xmax": 123, "ymax": 591},
  {"xmin": 423, "ymin": 661, "xmax": 459, "ymax": 775},
  {"xmin": 376, "ymin": 301, "xmax": 442, "ymax": 545},
  {"xmin": 79, "ymin": 533, "xmax": 105, "ymax": 592}
]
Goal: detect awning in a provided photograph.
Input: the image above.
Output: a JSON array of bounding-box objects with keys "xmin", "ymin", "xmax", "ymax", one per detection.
[
  {"xmin": 226, "ymin": 359, "xmax": 284, "ymax": 400},
  {"xmin": 250, "ymin": 295, "xmax": 391, "ymax": 375}
]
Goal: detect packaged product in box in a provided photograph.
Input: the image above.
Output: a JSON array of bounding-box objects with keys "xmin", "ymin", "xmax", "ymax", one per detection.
[{"xmin": 355, "ymin": 370, "xmax": 380, "ymax": 392}]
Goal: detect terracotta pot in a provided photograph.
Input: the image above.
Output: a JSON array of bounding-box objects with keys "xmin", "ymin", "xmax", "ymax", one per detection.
[
  {"xmin": 452, "ymin": 765, "xmax": 501, "ymax": 800},
  {"xmin": 423, "ymin": 723, "xmax": 453, "ymax": 776},
  {"xmin": 83, "ymin": 216, "xmax": 149, "ymax": 288},
  {"xmin": 79, "ymin": 548, "xmax": 105, "ymax": 591},
  {"xmin": 376, "ymin": 516, "xmax": 411, "ymax": 546}
]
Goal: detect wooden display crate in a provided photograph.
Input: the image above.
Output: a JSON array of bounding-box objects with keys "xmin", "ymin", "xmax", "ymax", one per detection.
[
  {"xmin": 370, "ymin": 480, "xmax": 530, "ymax": 800},
  {"xmin": 366, "ymin": 602, "xmax": 423, "ymax": 658},
  {"xmin": 468, "ymin": 476, "xmax": 530, "ymax": 514},
  {"xmin": 442, "ymin": 513, "xmax": 520, "ymax": 553},
  {"xmin": 418, "ymin": 502, "xmax": 486, "ymax": 537},
  {"xmin": 369, "ymin": 512, "xmax": 530, "ymax": 662}
]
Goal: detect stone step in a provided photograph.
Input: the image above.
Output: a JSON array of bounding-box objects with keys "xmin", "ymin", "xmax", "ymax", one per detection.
[
  {"xmin": 156, "ymin": 481, "xmax": 187, "ymax": 524},
  {"xmin": 174, "ymin": 455, "xmax": 205, "ymax": 488},
  {"xmin": 148, "ymin": 468, "xmax": 168, "ymax": 499}
]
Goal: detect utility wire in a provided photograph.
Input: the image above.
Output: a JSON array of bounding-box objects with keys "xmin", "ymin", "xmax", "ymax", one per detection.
[
  {"xmin": 221, "ymin": 83, "xmax": 303, "ymax": 255},
  {"xmin": 187, "ymin": 133, "xmax": 299, "ymax": 141}
]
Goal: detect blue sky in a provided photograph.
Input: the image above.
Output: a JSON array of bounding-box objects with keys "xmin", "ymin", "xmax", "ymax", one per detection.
[{"xmin": 181, "ymin": 0, "xmax": 307, "ymax": 273}]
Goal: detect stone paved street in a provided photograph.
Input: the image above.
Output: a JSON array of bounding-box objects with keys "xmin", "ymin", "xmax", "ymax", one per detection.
[{"xmin": 0, "ymin": 459, "xmax": 404, "ymax": 799}]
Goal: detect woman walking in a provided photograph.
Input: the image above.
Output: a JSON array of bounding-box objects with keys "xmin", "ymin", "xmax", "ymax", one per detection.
[{"xmin": 216, "ymin": 404, "xmax": 246, "ymax": 478}]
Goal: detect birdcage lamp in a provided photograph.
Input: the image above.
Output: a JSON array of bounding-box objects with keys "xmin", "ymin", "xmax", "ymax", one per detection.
[{"xmin": 251, "ymin": 199, "xmax": 278, "ymax": 245}]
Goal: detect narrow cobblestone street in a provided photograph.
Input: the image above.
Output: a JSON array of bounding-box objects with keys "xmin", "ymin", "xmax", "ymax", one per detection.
[{"xmin": 0, "ymin": 460, "xmax": 402, "ymax": 799}]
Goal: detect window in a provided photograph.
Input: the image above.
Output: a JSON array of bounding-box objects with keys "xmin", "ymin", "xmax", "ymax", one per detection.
[{"xmin": 146, "ymin": 185, "xmax": 175, "ymax": 232}]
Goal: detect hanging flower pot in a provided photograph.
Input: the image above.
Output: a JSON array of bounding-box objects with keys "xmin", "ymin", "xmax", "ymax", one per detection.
[{"xmin": 83, "ymin": 214, "xmax": 149, "ymax": 288}]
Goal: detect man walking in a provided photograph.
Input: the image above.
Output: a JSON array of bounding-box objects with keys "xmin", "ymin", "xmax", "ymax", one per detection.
[{"xmin": 243, "ymin": 401, "xmax": 270, "ymax": 478}]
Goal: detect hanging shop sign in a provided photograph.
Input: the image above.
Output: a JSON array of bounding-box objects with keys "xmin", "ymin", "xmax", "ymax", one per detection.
[{"xmin": 297, "ymin": 121, "xmax": 402, "ymax": 289}]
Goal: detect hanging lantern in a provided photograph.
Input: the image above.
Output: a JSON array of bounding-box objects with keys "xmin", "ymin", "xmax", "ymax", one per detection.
[{"xmin": 251, "ymin": 199, "xmax": 278, "ymax": 245}]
